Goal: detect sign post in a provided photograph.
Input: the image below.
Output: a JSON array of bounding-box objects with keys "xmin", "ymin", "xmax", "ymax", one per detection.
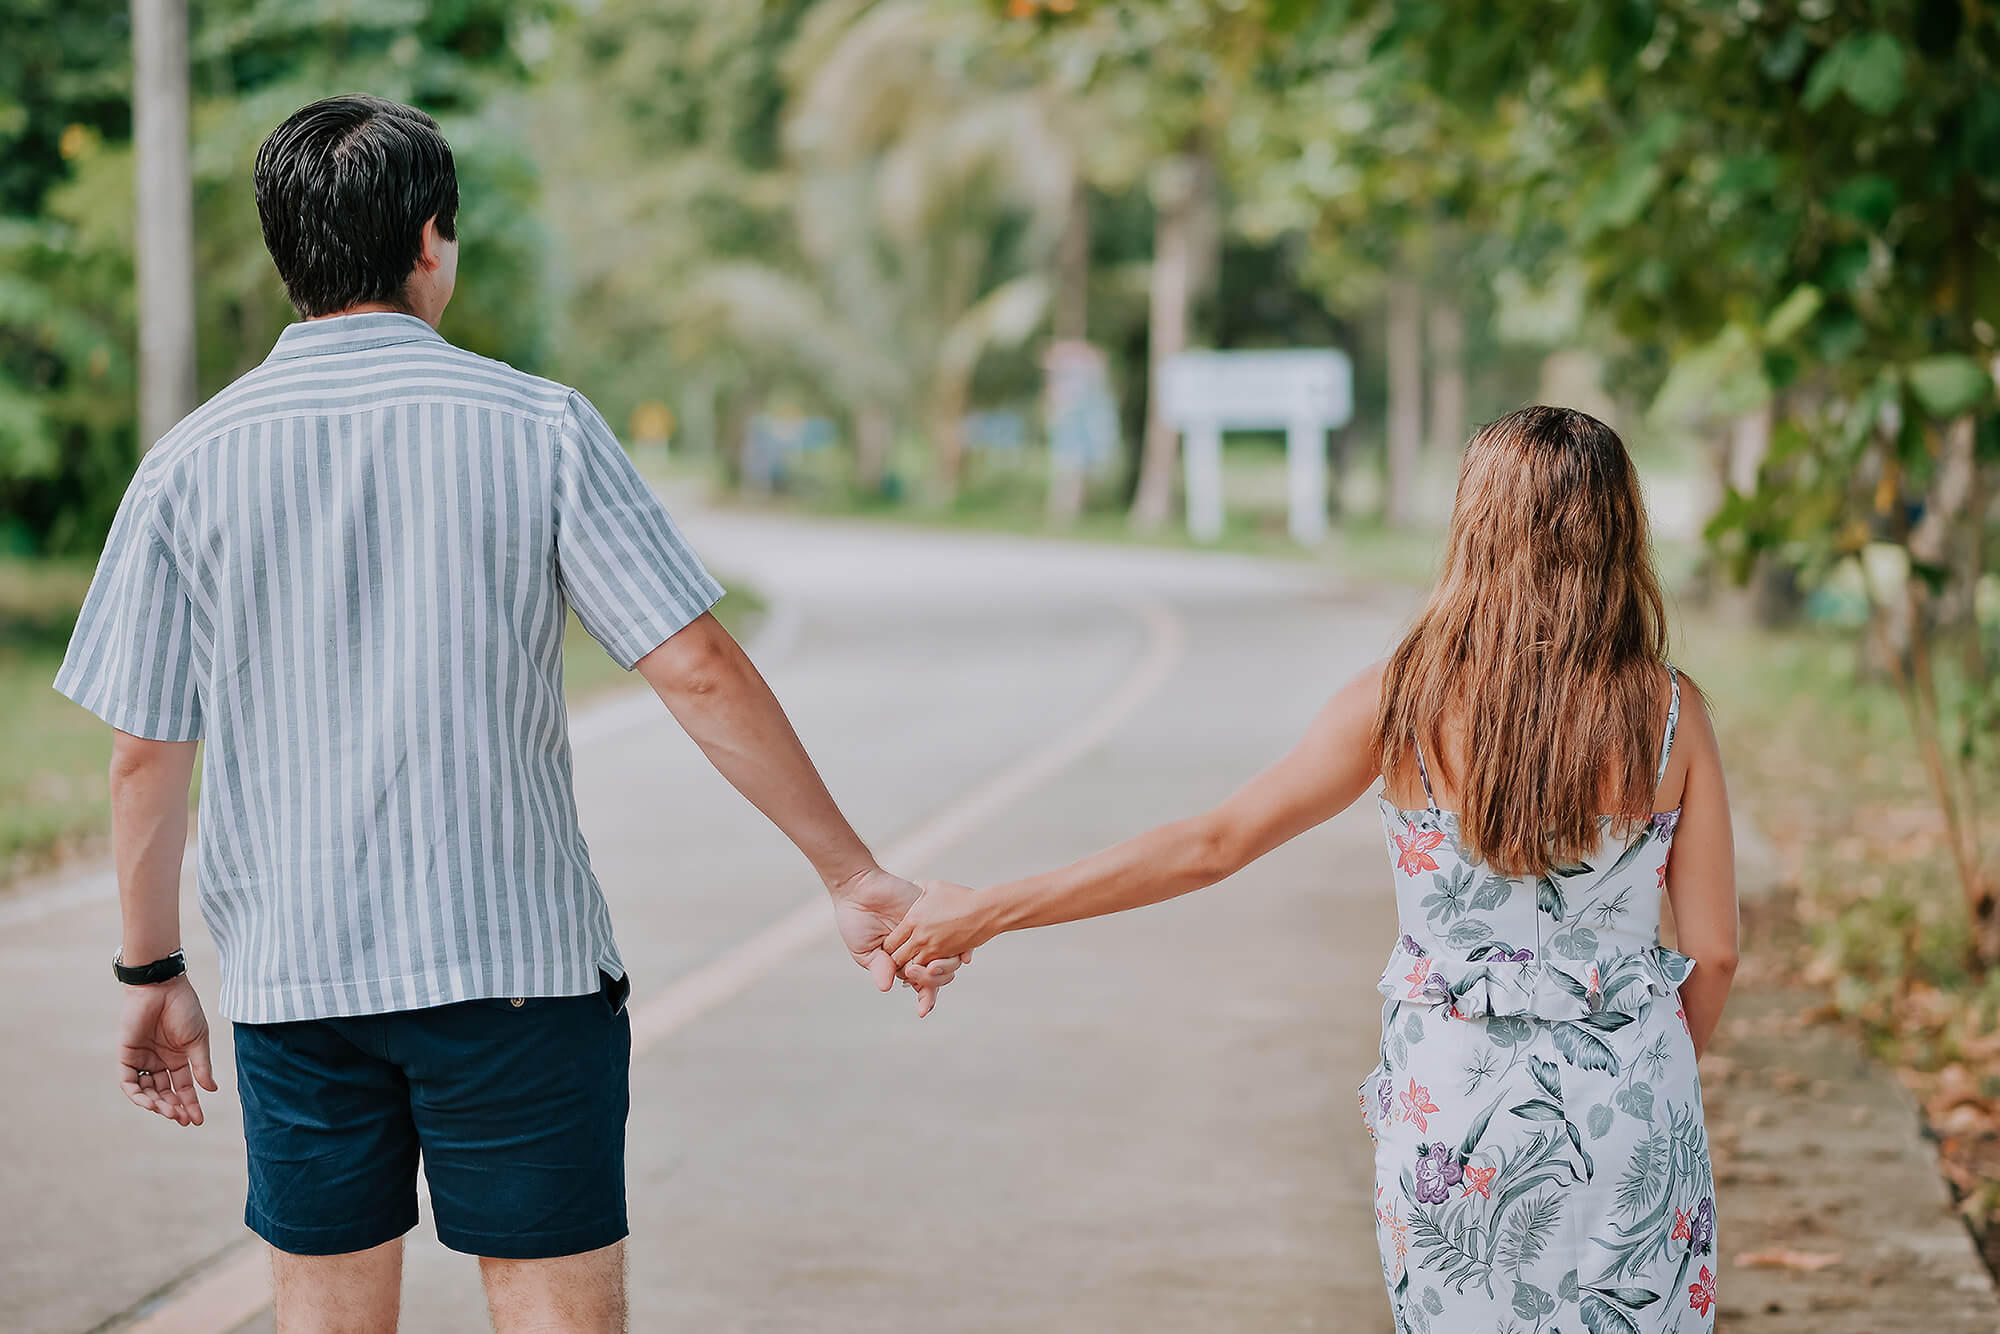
[
  {"xmin": 1185, "ymin": 421, "xmax": 1225, "ymax": 543},
  {"xmin": 1158, "ymin": 349, "xmax": 1354, "ymax": 545}
]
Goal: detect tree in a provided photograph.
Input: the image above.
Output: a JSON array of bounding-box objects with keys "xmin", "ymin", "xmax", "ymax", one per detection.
[
  {"xmin": 0, "ymin": 0, "xmax": 559, "ymax": 553},
  {"xmin": 1006, "ymin": 0, "xmax": 1317, "ymax": 529},
  {"xmin": 0, "ymin": 0, "xmax": 135, "ymax": 553},
  {"xmin": 130, "ymin": 0, "xmax": 195, "ymax": 450},
  {"xmin": 1384, "ymin": 274, "xmax": 1422, "ymax": 524},
  {"xmin": 1379, "ymin": 0, "xmax": 2000, "ymax": 958},
  {"xmin": 1224, "ymin": 11, "xmax": 1516, "ymax": 527},
  {"xmin": 589, "ymin": 0, "xmax": 1072, "ymax": 500}
]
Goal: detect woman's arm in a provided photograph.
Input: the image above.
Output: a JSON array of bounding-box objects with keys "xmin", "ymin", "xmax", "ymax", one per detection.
[
  {"xmin": 887, "ymin": 661, "xmax": 1387, "ymax": 967},
  {"xmin": 1662, "ymin": 680, "xmax": 1739, "ymax": 1057}
]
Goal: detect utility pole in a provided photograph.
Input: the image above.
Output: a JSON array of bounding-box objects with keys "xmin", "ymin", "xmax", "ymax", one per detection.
[{"xmin": 132, "ymin": 0, "xmax": 197, "ymax": 448}]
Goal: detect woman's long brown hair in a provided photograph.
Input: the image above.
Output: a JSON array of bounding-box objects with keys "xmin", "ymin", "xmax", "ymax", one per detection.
[{"xmin": 1373, "ymin": 405, "xmax": 1671, "ymax": 878}]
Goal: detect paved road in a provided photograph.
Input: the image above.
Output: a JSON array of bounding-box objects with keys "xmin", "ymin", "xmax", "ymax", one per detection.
[{"xmin": 2, "ymin": 511, "xmax": 1414, "ymax": 1333}]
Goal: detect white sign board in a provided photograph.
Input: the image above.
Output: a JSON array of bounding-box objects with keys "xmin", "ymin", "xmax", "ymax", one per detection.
[{"xmin": 1159, "ymin": 349, "xmax": 1354, "ymax": 544}]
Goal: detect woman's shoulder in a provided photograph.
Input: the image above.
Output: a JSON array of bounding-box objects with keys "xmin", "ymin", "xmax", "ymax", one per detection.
[{"xmin": 1666, "ymin": 664, "xmax": 1713, "ymax": 728}]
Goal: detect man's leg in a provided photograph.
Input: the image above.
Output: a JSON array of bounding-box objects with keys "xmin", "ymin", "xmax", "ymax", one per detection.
[
  {"xmin": 271, "ymin": 1239, "xmax": 404, "ymax": 1334},
  {"xmin": 479, "ymin": 1242, "xmax": 627, "ymax": 1334},
  {"xmin": 234, "ymin": 1019, "xmax": 419, "ymax": 1332},
  {"xmin": 406, "ymin": 980, "xmax": 633, "ymax": 1332}
]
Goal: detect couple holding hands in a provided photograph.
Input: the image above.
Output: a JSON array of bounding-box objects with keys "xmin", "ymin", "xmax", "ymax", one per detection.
[{"xmin": 62, "ymin": 95, "xmax": 1734, "ymax": 1334}]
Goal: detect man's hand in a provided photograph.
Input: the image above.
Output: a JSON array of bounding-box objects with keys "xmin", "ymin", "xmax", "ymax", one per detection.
[
  {"xmin": 116, "ymin": 975, "xmax": 218, "ymax": 1126},
  {"xmin": 831, "ymin": 868, "xmax": 969, "ymax": 1018}
]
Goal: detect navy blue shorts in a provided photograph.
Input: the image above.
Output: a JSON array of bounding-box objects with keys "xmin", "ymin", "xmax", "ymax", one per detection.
[{"xmin": 233, "ymin": 973, "xmax": 631, "ymax": 1259}]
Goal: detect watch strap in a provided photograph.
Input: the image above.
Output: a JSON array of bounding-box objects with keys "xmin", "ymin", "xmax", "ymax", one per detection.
[{"xmin": 114, "ymin": 948, "xmax": 188, "ymax": 986}]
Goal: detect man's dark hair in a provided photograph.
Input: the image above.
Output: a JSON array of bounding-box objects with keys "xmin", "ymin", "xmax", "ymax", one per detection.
[{"xmin": 253, "ymin": 95, "xmax": 459, "ymax": 318}]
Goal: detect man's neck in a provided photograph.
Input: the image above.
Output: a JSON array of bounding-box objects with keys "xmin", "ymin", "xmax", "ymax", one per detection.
[{"xmin": 313, "ymin": 302, "xmax": 441, "ymax": 331}]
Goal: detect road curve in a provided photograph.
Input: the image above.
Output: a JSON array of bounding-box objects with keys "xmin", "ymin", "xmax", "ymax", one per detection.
[{"xmin": 2, "ymin": 509, "xmax": 1414, "ymax": 1334}]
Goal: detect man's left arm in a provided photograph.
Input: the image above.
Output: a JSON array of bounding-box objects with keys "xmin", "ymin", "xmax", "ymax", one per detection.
[
  {"xmin": 109, "ymin": 732, "xmax": 216, "ymax": 1125},
  {"xmin": 51, "ymin": 473, "xmax": 214, "ymax": 1121}
]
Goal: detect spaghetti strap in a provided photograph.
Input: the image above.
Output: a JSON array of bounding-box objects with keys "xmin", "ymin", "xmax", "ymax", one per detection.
[
  {"xmin": 1412, "ymin": 736, "xmax": 1439, "ymax": 812},
  {"xmin": 1656, "ymin": 665, "xmax": 1681, "ymax": 787}
]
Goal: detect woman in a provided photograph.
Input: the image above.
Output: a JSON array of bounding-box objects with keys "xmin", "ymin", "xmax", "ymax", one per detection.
[{"xmin": 888, "ymin": 405, "xmax": 1738, "ymax": 1333}]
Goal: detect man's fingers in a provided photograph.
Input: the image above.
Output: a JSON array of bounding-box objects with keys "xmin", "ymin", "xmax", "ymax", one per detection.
[
  {"xmin": 864, "ymin": 948, "xmax": 897, "ymax": 993},
  {"xmin": 884, "ymin": 918, "xmax": 915, "ymax": 954},
  {"xmin": 959, "ymin": 949, "xmax": 975, "ymax": 964},
  {"xmin": 118, "ymin": 1070, "xmax": 173, "ymax": 1121},
  {"xmin": 118, "ymin": 1077, "xmax": 155, "ymax": 1115},
  {"xmin": 890, "ymin": 936, "xmax": 921, "ymax": 969},
  {"xmin": 166, "ymin": 1061, "xmax": 204, "ymax": 1126},
  {"xmin": 191, "ymin": 1039, "xmax": 219, "ymax": 1093},
  {"xmin": 902, "ymin": 957, "xmax": 955, "ymax": 988}
]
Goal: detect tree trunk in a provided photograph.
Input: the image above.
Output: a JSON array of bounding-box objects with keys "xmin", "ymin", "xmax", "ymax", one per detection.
[
  {"xmin": 928, "ymin": 387, "xmax": 968, "ymax": 506},
  {"xmin": 1384, "ymin": 277, "xmax": 1424, "ymax": 527},
  {"xmin": 1053, "ymin": 184, "xmax": 1088, "ymax": 344},
  {"xmin": 1129, "ymin": 155, "xmax": 1198, "ymax": 531},
  {"xmin": 1727, "ymin": 401, "xmax": 1771, "ymax": 496},
  {"xmin": 926, "ymin": 236, "xmax": 984, "ymax": 504},
  {"xmin": 718, "ymin": 392, "xmax": 750, "ymax": 491},
  {"xmin": 1046, "ymin": 185, "xmax": 1091, "ymax": 525},
  {"xmin": 854, "ymin": 406, "xmax": 893, "ymax": 496},
  {"xmin": 1895, "ymin": 415, "xmax": 1997, "ymax": 962},
  {"xmin": 1425, "ymin": 298, "xmax": 1465, "ymax": 456},
  {"xmin": 1712, "ymin": 405, "xmax": 1772, "ymax": 625},
  {"xmin": 132, "ymin": 0, "xmax": 197, "ymax": 448}
]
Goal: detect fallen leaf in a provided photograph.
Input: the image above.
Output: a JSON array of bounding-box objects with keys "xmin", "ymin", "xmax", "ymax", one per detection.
[{"xmin": 1736, "ymin": 1248, "xmax": 1844, "ymax": 1272}]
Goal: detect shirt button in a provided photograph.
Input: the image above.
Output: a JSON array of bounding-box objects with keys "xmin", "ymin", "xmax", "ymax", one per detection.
[{"xmin": 510, "ymin": 998, "xmax": 525, "ymax": 1008}]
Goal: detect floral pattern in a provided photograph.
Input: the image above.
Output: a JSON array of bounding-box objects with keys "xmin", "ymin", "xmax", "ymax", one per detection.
[
  {"xmin": 1396, "ymin": 827, "xmax": 1447, "ymax": 876},
  {"xmin": 1359, "ymin": 669, "xmax": 1716, "ymax": 1333}
]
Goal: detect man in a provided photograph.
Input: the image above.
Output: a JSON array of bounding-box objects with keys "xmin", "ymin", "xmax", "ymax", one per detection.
[{"xmin": 55, "ymin": 94, "xmax": 957, "ymax": 1334}]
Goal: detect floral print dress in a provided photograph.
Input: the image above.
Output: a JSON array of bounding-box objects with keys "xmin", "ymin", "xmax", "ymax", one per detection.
[{"xmin": 1360, "ymin": 669, "xmax": 1718, "ymax": 1334}]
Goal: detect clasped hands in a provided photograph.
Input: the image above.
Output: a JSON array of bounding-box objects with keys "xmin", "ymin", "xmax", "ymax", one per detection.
[{"xmin": 835, "ymin": 868, "xmax": 993, "ymax": 1018}]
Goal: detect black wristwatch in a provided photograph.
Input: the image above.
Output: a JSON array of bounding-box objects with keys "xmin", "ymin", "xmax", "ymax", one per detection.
[{"xmin": 113, "ymin": 948, "xmax": 188, "ymax": 986}]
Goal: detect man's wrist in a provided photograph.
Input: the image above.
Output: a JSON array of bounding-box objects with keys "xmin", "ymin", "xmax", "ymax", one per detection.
[
  {"xmin": 825, "ymin": 862, "xmax": 884, "ymax": 898},
  {"xmin": 113, "ymin": 947, "xmax": 188, "ymax": 986}
]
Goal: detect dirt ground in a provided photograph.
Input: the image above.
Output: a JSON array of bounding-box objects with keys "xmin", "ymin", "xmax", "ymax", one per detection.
[{"xmin": 1702, "ymin": 903, "xmax": 2000, "ymax": 1332}]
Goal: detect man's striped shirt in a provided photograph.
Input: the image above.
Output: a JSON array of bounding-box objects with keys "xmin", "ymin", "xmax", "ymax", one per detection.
[{"xmin": 56, "ymin": 313, "xmax": 723, "ymax": 1023}]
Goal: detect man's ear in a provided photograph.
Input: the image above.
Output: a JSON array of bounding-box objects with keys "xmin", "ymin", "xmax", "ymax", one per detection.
[{"xmin": 417, "ymin": 215, "xmax": 446, "ymax": 272}]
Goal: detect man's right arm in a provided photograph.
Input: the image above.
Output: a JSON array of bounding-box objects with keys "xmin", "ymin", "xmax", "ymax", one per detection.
[
  {"xmin": 636, "ymin": 613, "xmax": 880, "ymax": 889},
  {"xmin": 634, "ymin": 613, "xmax": 960, "ymax": 1012}
]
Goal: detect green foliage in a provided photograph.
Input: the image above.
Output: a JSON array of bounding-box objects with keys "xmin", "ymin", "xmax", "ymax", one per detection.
[
  {"xmin": 1360, "ymin": 0, "xmax": 2000, "ymax": 950},
  {"xmin": 0, "ymin": 0, "xmax": 557, "ymax": 554}
]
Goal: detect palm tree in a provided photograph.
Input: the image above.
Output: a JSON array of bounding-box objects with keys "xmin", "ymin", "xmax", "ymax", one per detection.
[{"xmin": 699, "ymin": 0, "xmax": 1072, "ymax": 500}]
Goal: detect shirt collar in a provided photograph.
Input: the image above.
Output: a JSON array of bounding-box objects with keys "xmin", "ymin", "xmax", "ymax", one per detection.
[{"xmin": 265, "ymin": 312, "xmax": 445, "ymax": 362}]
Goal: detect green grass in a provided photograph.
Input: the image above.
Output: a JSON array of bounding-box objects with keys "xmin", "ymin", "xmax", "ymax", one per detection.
[
  {"xmin": 0, "ymin": 561, "xmax": 763, "ymax": 888},
  {"xmin": 1677, "ymin": 609, "xmax": 2000, "ymax": 1052},
  {"xmin": 0, "ymin": 558, "xmax": 106, "ymax": 882}
]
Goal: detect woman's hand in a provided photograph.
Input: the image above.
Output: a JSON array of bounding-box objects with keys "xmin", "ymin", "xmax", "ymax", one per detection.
[{"xmin": 887, "ymin": 880, "xmax": 998, "ymax": 969}]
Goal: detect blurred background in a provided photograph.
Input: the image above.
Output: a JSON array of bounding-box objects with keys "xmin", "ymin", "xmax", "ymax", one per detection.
[{"xmin": 3, "ymin": 1, "xmax": 2000, "ymax": 1330}]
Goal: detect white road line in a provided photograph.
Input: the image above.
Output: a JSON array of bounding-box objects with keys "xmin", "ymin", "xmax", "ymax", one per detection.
[{"xmin": 111, "ymin": 597, "xmax": 1185, "ymax": 1334}]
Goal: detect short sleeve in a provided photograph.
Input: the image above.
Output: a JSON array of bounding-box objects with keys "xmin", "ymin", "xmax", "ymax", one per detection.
[
  {"xmin": 554, "ymin": 391, "xmax": 725, "ymax": 668},
  {"xmin": 53, "ymin": 484, "xmax": 203, "ymax": 741}
]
